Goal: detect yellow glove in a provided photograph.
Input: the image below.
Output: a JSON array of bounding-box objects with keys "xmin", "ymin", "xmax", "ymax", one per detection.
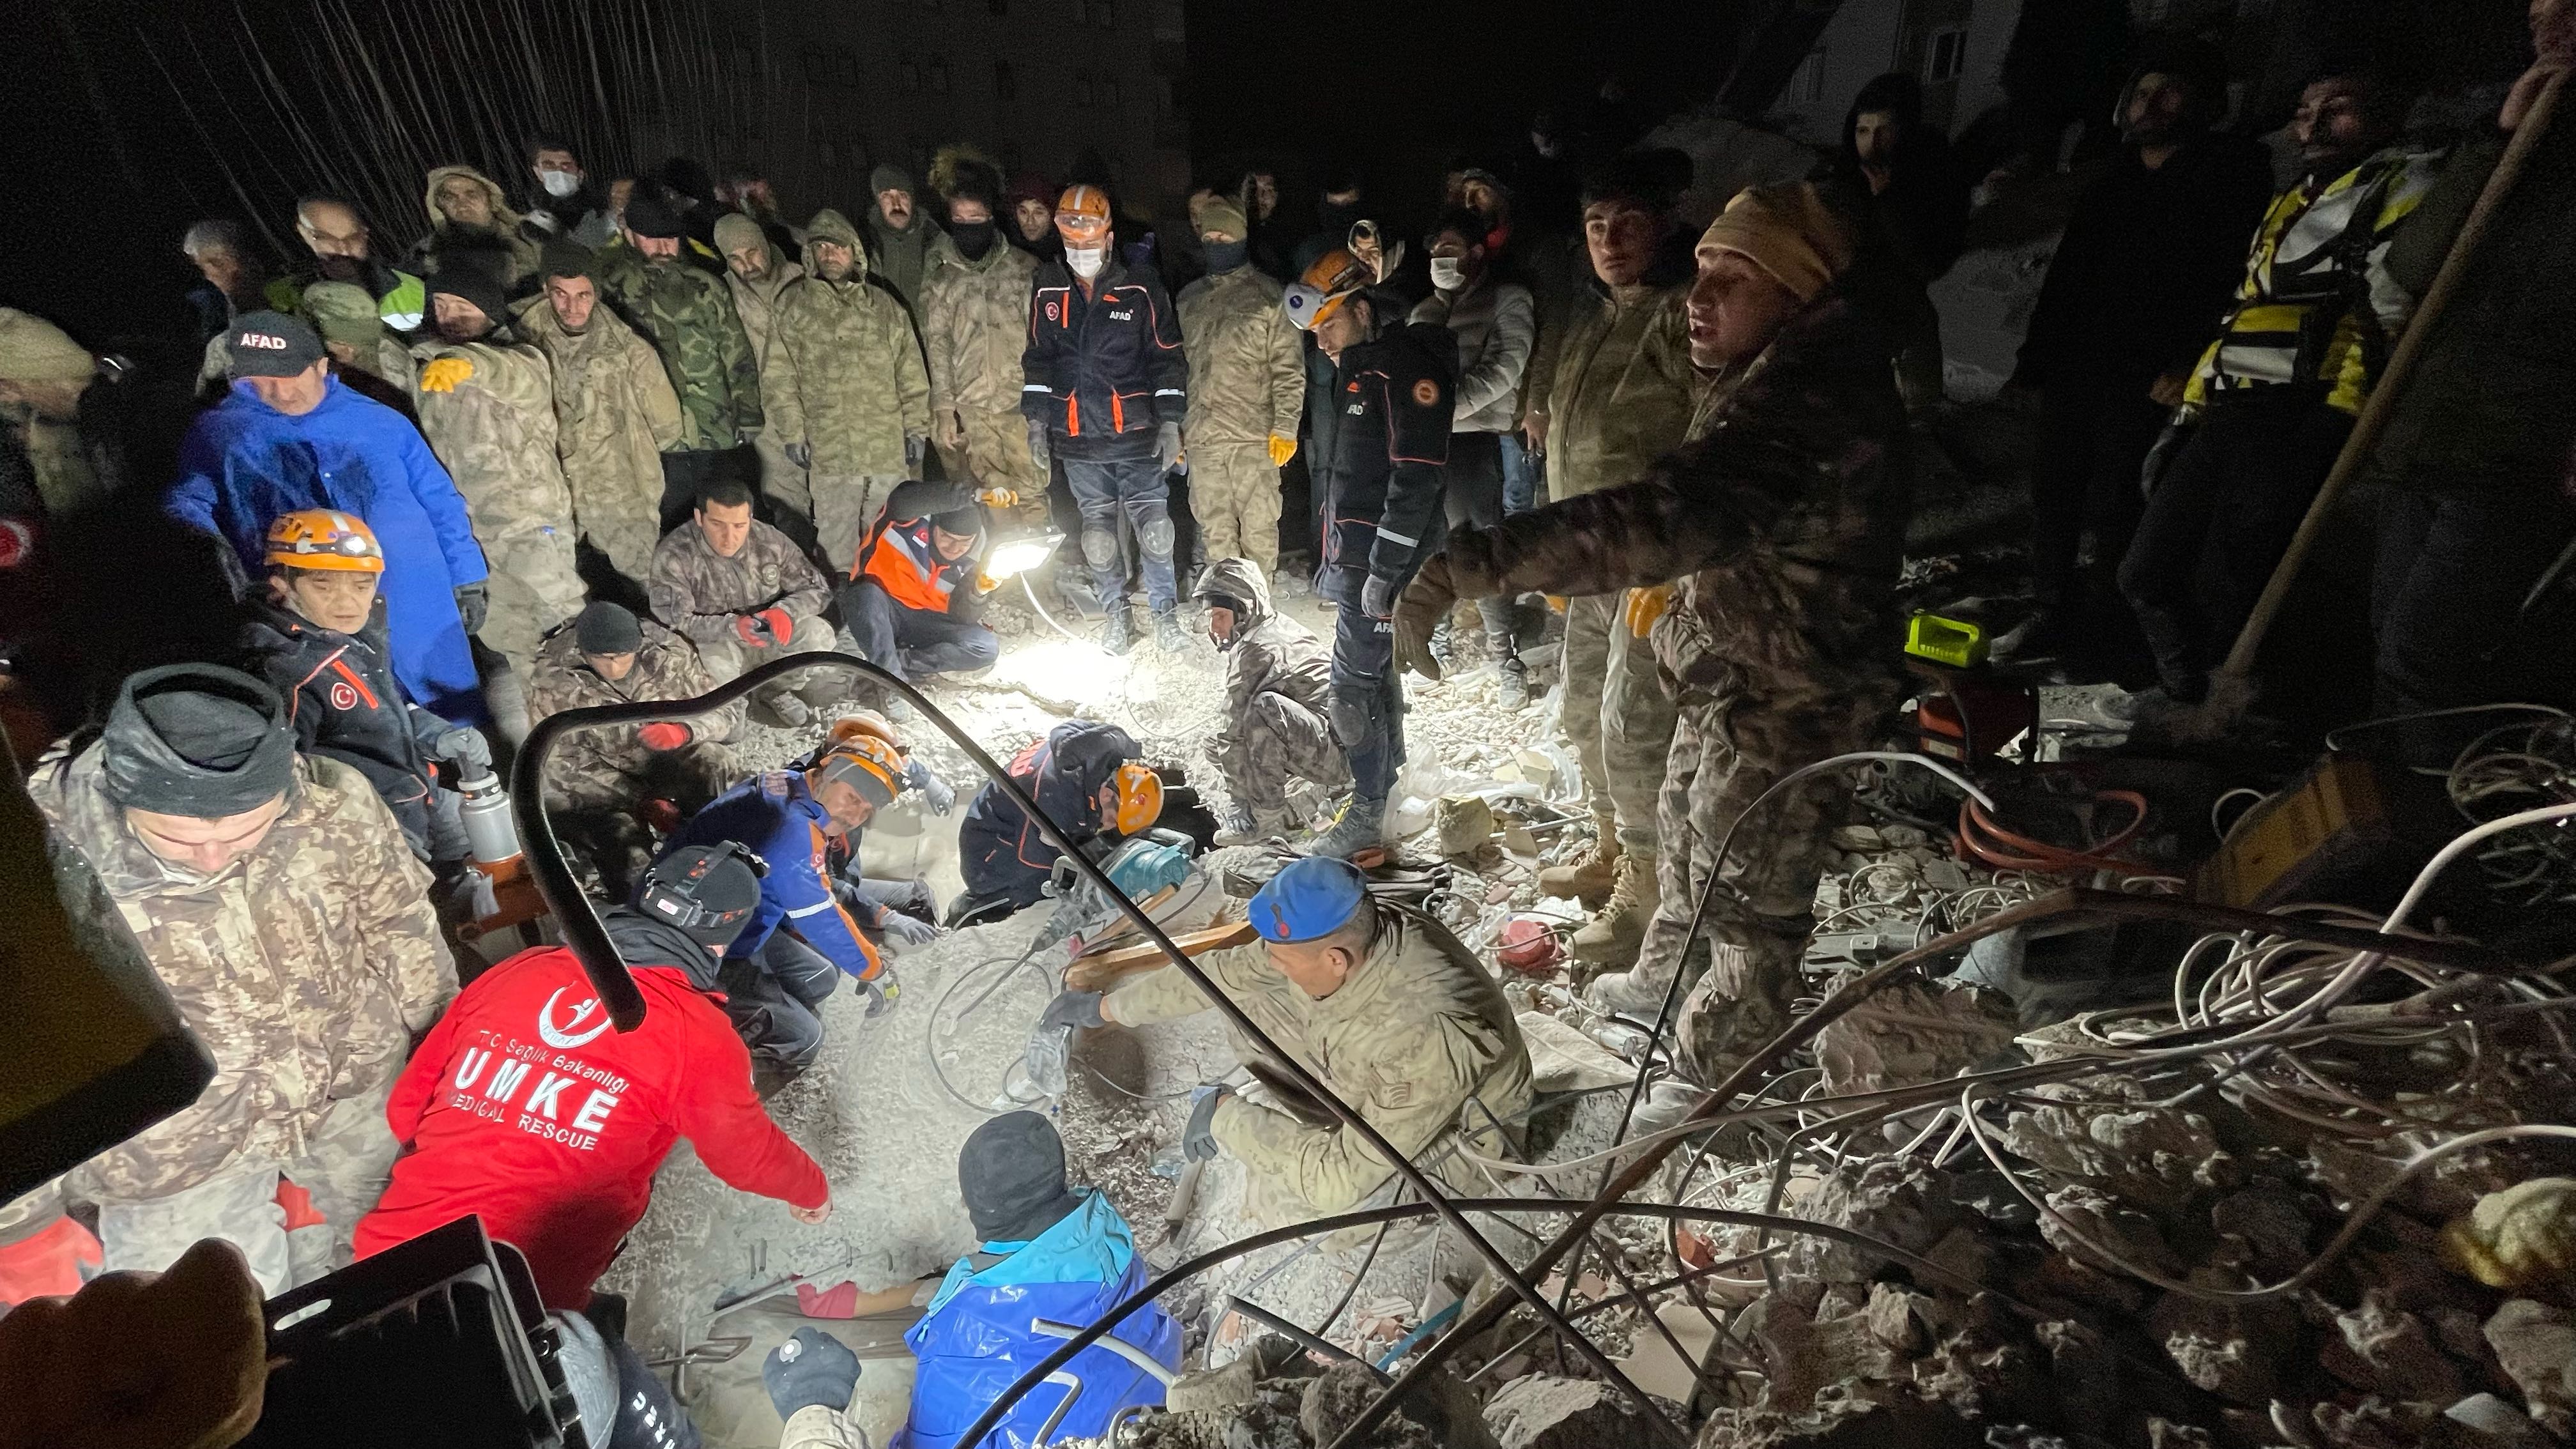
[
  {"xmin": 974, "ymin": 487, "xmax": 1020, "ymax": 510},
  {"xmin": 1544, "ymin": 595, "xmax": 1568, "ymax": 614},
  {"xmin": 1623, "ymin": 585, "xmax": 1673, "ymax": 638},
  {"xmin": 2442, "ymin": 1177, "xmax": 2576, "ymax": 1292},
  {"xmin": 973, "ymin": 571, "xmax": 1003, "ymax": 595},
  {"xmin": 1267, "ymin": 434, "xmax": 1297, "ymax": 468},
  {"xmin": 418, "ymin": 356, "xmax": 474, "ymax": 394}
]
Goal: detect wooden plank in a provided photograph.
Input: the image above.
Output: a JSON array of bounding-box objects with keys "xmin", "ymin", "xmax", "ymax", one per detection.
[{"xmin": 1066, "ymin": 919, "xmax": 1258, "ymax": 992}]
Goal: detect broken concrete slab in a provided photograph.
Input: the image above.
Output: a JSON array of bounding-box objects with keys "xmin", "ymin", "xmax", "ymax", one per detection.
[{"xmin": 2484, "ymin": 1299, "xmax": 2576, "ymax": 1436}]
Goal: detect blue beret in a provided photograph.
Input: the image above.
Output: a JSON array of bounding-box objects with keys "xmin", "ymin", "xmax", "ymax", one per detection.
[{"xmin": 1249, "ymin": 856, "xmax": 1368, "ymax": 944}]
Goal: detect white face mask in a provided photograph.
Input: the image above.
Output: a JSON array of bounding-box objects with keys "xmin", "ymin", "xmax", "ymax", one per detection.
[
  {"xmin": 540, "ymin": 169, "xmax": 582, "ymax": 199},
  {"xmin": 1066, "ymin": 244, "xmax": 1106, "ymax": 279},
  {"xmin": 1429, "ymin": 257, "xmax": 1466, "ymax": 291}
]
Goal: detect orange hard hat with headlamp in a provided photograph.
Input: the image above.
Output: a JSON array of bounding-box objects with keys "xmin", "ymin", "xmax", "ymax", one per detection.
[
  {"xmin": 265, "ymin": 509, "xmax": 385, "ymax": 573},
  {"xmin": 1108, "ymin": 761, "xmax": 1163, "ymax": 836},
  {"xmin": 811, "ymin": 735, "xmax": 907, "ymax": 814},
  {"xmin": 1282, "ymin": 249, "xmax": 1371, "ymax": 333},
  {"xmin": 1054, "ymin": 184, "xmax": 1112, "ymax": 244}
]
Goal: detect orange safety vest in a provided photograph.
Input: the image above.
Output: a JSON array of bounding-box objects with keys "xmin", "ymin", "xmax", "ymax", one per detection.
[{"xmin": 854, "ymin": 514, "xmax": 967, "ymax": 615}]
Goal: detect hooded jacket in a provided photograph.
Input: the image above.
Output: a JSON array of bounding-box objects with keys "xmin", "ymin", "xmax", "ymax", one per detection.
[
  {"xmin": 236, "ymin": 597, "xmax": 447, "ymax": 857},
  {"xmin": 515, "ymin": 295, "xmax": 684, "ymax": 540},
  {"xmin": 956, "ymin": 721, "xmax": 1139, "ymax": 905},
  {"xmin": 767, "ymin": 210, "xmax": 932, "ymax": 477},
  {"xmin": 169, "ymin": 376, "xmax": 490, "ymax": 725},
  {"xmin": 354, "ymin": 923, "xmax": 827, "ymax": 1310},
  {"xmin": 411, "ymin": 166, "xmax": 542, "ymax": 296},
  {"xmin": 920, "ymin": 227, "xmax": 1039, "ymax": 417},
  {"xmin": 1176, "ymin": 262, "xmax": 1305, "ymax": 448},
  {"xmin": 1202, "ymin": 557, "xmax": 1332, "ymax": 747},
  {"xmin": 1020, "ymin": 252, "xmax": 1188, "ymax": 451},
  {"xmin": 716, "ymin": 217, "xmax": 808, "ymax": 392},
  {"xmin": 1314, "ymin": 318, "xmax": 1460, "ymax": 590},
  {"xmin": 525, "ymin": 617, "xmax": 742, "ymax": 800}
]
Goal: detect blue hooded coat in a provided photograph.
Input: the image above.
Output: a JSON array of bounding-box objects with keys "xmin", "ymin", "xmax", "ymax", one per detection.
[{"xmin": 169, "ymin": 377, "xmax": 491, "ymax": 724}]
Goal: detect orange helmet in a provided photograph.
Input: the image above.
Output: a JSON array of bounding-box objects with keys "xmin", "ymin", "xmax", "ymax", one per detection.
[
  {"xmin": 265, "ymin": 509, "xmax": 384, "ymax": 573},
  {"xmin": 811, "ymin": 735, "xmax": 907, "ymax": 812},
  {"xmin": 1108, "ymin": 761, "xmax": 1164, "ymax": 836},
  {"xmin": 1284, "ymin": 249, "xmax": 1371, "ymax": 332},
  {"xmin": 1054, "ymin": 184, "xmax": 1111, "ymax": 243},
  {"xmin": 827, "ymin": 710, "xmax": 905, "ymax": 754}
]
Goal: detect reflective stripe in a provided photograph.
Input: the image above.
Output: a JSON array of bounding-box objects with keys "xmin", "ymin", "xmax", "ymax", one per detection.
[
  {"xmin": 1376, "ymin": 527, "xmax": 1418, "ymax": 548},
  {"xmin": 785, "ymin": 899, "xmax": 835, "ymax": 918},
  {"xmin": 1022, "ymin": 384, "xmax": 1049, "ymax": 392},
  {"xmin": 1153, "ymin": 389, "xmax": 1184, "ymax": 397}
]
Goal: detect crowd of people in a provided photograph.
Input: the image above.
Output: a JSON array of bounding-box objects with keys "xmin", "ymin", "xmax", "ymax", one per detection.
[{"xmin": 2, "ymin": 7, "xmax": 2573, "ymax": 1444}]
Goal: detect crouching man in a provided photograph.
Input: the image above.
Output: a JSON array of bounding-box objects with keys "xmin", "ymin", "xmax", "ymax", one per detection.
[
  {"xmin": 1197, "ymin": 556, "xmax": 1347, "ymax": 845},
  {"xmin": 840, "ymin": 480, "xmax": 1015, "ymax": 692},
  {"xmin": 650, "ymin": 479, "xmax": 846, "ymax": 728},
  {"xmin": 1040, "ymin": 857, "xmax": 1531, "ymax": 1224},
  {"xmin": 951, "ymin": 719, "xmax": 1161, "ymax": 925},
  {"xmin": 355, "ymin": 844, "xmax": 830, "ymax": 1310}
]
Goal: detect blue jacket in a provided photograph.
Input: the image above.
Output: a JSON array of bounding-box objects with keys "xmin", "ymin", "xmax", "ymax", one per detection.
[
  {"xmin": 956, "ymin": 721, "xmax": 1138, "ymax": 907},
  {"xmin": 898, "ymin": 1192, "xmax": 1179, "ymax": 1449},
  {"xmin": 169, "ymin": 378, "xmax": 490, "ymax": 725},
  {"xmin": 662, "ymin": 770, "xmax": 883, "ymax": 981}
]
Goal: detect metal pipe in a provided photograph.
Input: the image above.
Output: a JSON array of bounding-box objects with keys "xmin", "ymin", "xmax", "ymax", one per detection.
[
  {"xmin": 1217, "ymin": 1297, "xmax": 1384, "ymax": 1381},
  {"xmin": 1030, "ymin": 1319, "xmax": 1179, "ymax": 1388}
]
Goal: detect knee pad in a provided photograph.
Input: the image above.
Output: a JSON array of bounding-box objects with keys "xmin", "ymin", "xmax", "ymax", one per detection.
[
  {"xmin": 1080, "ymin": 528, "xmax": 1119, "ymax": 569},
  {"xmin": 1329, "ymin": 680, "xmax": 1381, "ymax": 747},
  {"xmin": 1138, "ymin": 517, "xmax": 1176, "ymax": 560}
]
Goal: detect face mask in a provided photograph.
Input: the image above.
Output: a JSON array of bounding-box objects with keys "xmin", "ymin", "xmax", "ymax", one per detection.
[
  {"xmin": 1066, "ymin": 244, "xmax": 1105, "ymax": 279},
  {"xmin": 540, "ymin": 169, "xmax": 582, "ymax": 199},
  {"xmin": 1429, "ymin": 257, "xmax": 1466, "ymax": 291},
  {"xmin": 1202, "ymin": 238, "xmax": 1248, "ymax": 273},
  {"xmin": 951, "ymin": 220, "xmax": 996, "ymax": 260}
]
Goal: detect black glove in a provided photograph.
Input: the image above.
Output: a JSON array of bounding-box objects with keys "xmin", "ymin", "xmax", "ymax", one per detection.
[
  {"xmin": 1025, "ymin": 417, "xmax": 1053, "ymax": 473},
  {"xmin": 905, "ymin": 434, "xmax": 928, "ymax": 473},
  {"xmin": 453, "ymin": 581, "xmax": 489, "ymax": 635},
  {"xmin": 1184, "ymin": 1084, "xmax": 1230, "ymax": 1162},
  {"xmin": 762, "ymin": 1326, "xmax": 861, "ymax": 1418},
  {"xmin": 1359, "ymin": 572, "xmax": 1399, "ymax": 620},
  {"xmin": 784, "ymin": 441, "xmax": 813, "ymax": 470},
  {"xmin": 1040, "ymin": 989, "xmax": 1105, "ymax": 1033},
  {"xmin": 877, "ymin": 906, "xmax": 939, "ymax": 947}
]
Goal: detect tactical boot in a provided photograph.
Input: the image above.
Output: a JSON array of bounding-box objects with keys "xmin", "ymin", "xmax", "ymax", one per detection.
[
  {"xmin": 1536, "ymin": 820, "xmax": 1620, "ymax": 907},
  {"xmin": 1586, "ymin": 965, "xmax": 1681, "ymax": 1022},
  {"xmin": 1308, "ymin": 793, "xmax": 1388, "ymax": 859},
  {"xmin": 1496, "ymin": 656, "xmax": 1530, "ymax": 710},
  {"xmin": 1153, "ymin": 610, "xmax": 1188, "ymax": 654},
  {"xmin": 1572, "ymin": 850, "xmax": 1659, "ymax": 965},
  {"xmin": 1100, "ymin": 606, "xmax": 1137, "ymax": 656}
]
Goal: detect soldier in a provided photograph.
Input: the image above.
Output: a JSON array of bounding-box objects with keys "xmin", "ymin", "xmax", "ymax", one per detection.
[
  {"xmin": 0, "ymin": 307, "xmax": 112, "ymax": 519},
  {"xmin": 595, "ymin": 192, "xmax": 765, "ymax": 527},
  {"xmin": 296, "ymin": 281, "xmax": 415, "ymax": 397},
  {"xmin": 921, "ymin": 157, "xmax": 1046, "ymax": 503},
  {"xmin": 647, "ymin": 479, "xmax": 843, "ymax": 727},
  {"xmin": 518, "ymin": 245, "xmax": 684, "ymax": 585},
  {"xmin": 1176, "ymin": 194, "xmax": 1304, "ymax": 579},
  {"xmin": 1039, "ymin": 857, "xmax": 1531, "ymax": 1225},
  {"xmin": 410, "ymin": 165, "xmax": 541, "ymax": 298},
  {"xmin": 27, "ymin": 663, "xmax": 455, "ymax": 1294},
  {"xmin": 864, "ymin": 162, "xmax": 942, "ymax": 327},
  {"xmin": 526, "ymin": 601, "xmax": 743, "ymax": 900},
  {"xmin": 763, "ymin": 209, "xmax": 932, "ymax": 571},
  {"xmin": 409, "ymin": 264, "xmax": 588, "ymax": 736},
  {"xmin": 1399, "ymin": 183, "xmax": 1910, "ymax": 1076},
  {"xmin": 713, "ymin": 211, "xmax": 813, "ymax": 549},
  {"xmin": 1196, "ymin": 557, "xmax": 1345, "ymax": 845}
]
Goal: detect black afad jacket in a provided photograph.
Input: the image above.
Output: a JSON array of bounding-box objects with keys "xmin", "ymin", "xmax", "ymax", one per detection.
[{"xmin": 1020, "ymin": 254, "xmax": 1188, "ymax": 446}]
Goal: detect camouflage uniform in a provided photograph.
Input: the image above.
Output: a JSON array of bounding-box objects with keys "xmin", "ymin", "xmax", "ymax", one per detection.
[
  {"xmin": 1202, "ymin": 557, "xmax": 1344, "ymax": 820},
  {"xmin": 516, "ymin": 296, "xmax": 683, "ymax": 581},
  {"xmin": 718, "ymin": 227, "xmax": 814, "ymax": 526},
  {"xmin": 410, "ymin": 166, "xmax": 542, "ymax": 296},
  {"xmin": 765, "ymin": 210, "xmax": 932, "ymax": 570},
  {"xmin": 526, "ymin": 619, "xmax": 742, "ymax": 896},
  {"xmin": 1103, "ymin": 900, "xmax": 1531, "ymax": 1223},
  {"xmin": 0, "ymin": 307, "xmax": 110, "ymax": 517},
  {"xmin": 920, "ymin": 229, "xmax": 1046, "ymax": 498},
  {"xmin": 1176, "ymin": 264, "xmax": 1305, "ymax": 576},
  {"xmin": 1440, "ymin": 288, "xmax": 1913, "ymax": 1083},
  {"xmin": 408, "ymin": 328, "xmax": 588, "ymax": 670},
  {"xmin": 29, "ymin": 746, "xmax": 456, "ymax": 1293},
  {"xmin": 647, "ymin": 516, "xmax": 845, "ymax": 716},
  {"xmin": 594, "ymin": 237, "xmax": 765, "ymax": 452}
]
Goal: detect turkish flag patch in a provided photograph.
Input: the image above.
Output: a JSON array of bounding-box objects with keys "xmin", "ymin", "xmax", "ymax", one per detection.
[
  {"xmin": 329, "ymin": 681, "xmax": 359, "ymax": 710},
  {"xmin": 1411, "ymin": 378, "xmax": 1441, "ymax": 407}
]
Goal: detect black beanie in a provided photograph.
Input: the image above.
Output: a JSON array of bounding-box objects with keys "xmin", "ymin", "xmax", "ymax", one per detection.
[
  {"xmin": 427, "ymin": 262, "xmax": 509, "ymax": 328},
  {"xmin": 101, "ymin": 664, "xmax": 296, "ymax": 818},
  {"xmin": 928, "ymin": 505, "xmax": 985, "ymax": 537},
  {"xmin": 574, "ymin": 601, "xmax": 644, "ymax": 656},
  {"xmin": 540, "ymin": 240, "xmax": 595, "ymax": 282},
  {"xmin": 622, "ymin": 192, "xmax": 684, "ymax": 240},
  {"xmin": 958, "ymin": 1111, "xmax": 1084, "ymax": 1243}
]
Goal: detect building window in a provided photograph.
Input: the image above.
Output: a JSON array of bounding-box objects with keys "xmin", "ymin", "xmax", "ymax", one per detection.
[
  {"xmin": 1926, "ymin": 28, "xmax": 1967, "ymax": 82},
  {"xmin": 927, "ymin": 57, "xmax": 949, "ymax": 93},
  {"xmin": 995, "ymin": 59, "xmax": 1017, "ymax": 101},
  {"xmin": 1792, "ymin": 47, "xmax": 1826, "ymax": 103}
]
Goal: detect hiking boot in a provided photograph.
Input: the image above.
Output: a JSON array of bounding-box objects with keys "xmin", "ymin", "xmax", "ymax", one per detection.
[
  {"xmin": 765, "ymin": 692, "xmax": 815, "ymax": 729},
  {"xmin": 1572, "ymin": 850, "xmax": 1659, "ymax": 965},
  {"xmin": 1586, "ymin": 967, "xmax": 1680, "ymax": 1022},
  {"xmin": 1153, "ymin": 610, "xmax": 1188, "ymax": 654},
  {"xmin": 1536, "ymin": 821, "xmax": 1620, "ymax": 907},
  {"xmin": 1214, "ymin": 803, "xmax": 1296, "ymax": 848},
  {"xmin": 1100, "ymin": 606, "xmax": 1136, "ymax": 656},
  {"xmin": 1308, "ymin": 793, "xmax": 1388, "ymax": 859},
  {"xmin": 1496, "ymin": 656, "xmax": 1530, "ymax": 710}
]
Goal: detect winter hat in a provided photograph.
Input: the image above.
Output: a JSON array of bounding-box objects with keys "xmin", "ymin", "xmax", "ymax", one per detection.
[
  {"xmin": 297, "ymin": 282, "xmax": 383, "ymax": 351},
  {"xmin": 1004, "ymin": 170, "xmax": 1054, "ymax": 209},
  {"xmin": 1694, "ymin": 181, "xmax": 1855, "ymax": 304},
  {"xmin": 574, "ymin": 601, "xmax": 644, "ymax": 656},
  {"xmin": 928, "ymin": 504, "xmax": 985, "ymax": 537},
  {"xmin": 1192, "ymin": 194, "xmax": 1248, "ymax": 240},
  {"xmin": 225, "ymin": 312, "xmax": 325, "ymax": 380},
  {"xmin": 711, "ymin": 213, "xmax": 767, "ymax": 259},
  {"xmin": 870, "ymin": 163, "xmax": 916, "ymax": 198},
  {"xmin": 620, "ymin": 192, "xmax": 684, "ymax": 239},
  {"xmin": 1249, "ymin": 855, "xmax": 1368, "ymax": 945},
  {"xmin": 425, "ymin": 263, "xmax": 508, "ymax": 328},
  {"xmin": 942, "ymin": 157, "xmax": 1003, "ymax": 211},
  {"xmin": 802, "ymin": 209, "xmax": 868, "ymax": 272},
  {"xmin": 539, "ymin": 241, "xmax": 594, "ymax": 282},
  {"xmin": 657, "ymin": 156, "xmax": 716, "ymax": 204},
  {"xmin": 958, "ymin": 1112, "xmax": 1085, "ymax": 1243},
  {"xmin": 0, "ymin": 309, "xmax": 97, "ymax": 382},
  {"xmin": 101, "ymin": 664, "xmax": 296, "ymax": 818}
]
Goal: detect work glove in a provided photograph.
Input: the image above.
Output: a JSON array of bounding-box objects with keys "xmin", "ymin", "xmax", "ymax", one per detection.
[
  {"xmin": 2139, "ymin": 415, "xmax": 2195, "ymax": 500},
  {"xmin": 905, "ymin": 434, "xmax": 928, "ymax": 473},
  {"xmin": 1267, "ymin": 433, "xmax": 1297, "ymax": 468},
  {"xmin": 1359, "ymin": 572, "xmax": 1399, "ymax": 620},
  {"xmin": 875, "ymin": 905, "xmax": 939, "ymax": 947},
  {"xmin": 974, "ymin": 486, "xmax": 1020, "ymax": 510},
  {"xmin": 1184, "ymin": 1084, "xmax": 1231, "ymax": 1162},
  {"xmin": 1156, "ymin": 421, "xmax": 1184, "ymax": 474},
  {"xmin": 637, "ymin": 722, "xmax": 692, "ymax": 752},
  {"xmin": 783, "ymin": 441, "xmax": 812, "ymax": 470},
  {"xmin": 1039, "ymin": 989, "xmax": 1107, "ymax": 1033},
  {"xmin": 758, "ymin": 607, "xmax": 797, "ymax": 645},
  {"xmin": 1544, "ymin": 595, "xmax": 1567, "ymax": 613},
  {"xmin": 1025, "ymin": 417, "xmax": 1053, "ymax": 473},
  {"xmin": 762, "ymin": 1327, "xmax": 861, "ymax": 1419},
  {"xmin": 934, "ymin": 408, "xmax": 966, "ymax": 451},
  {"xmin": 914, "ymin": 766, "xmax": 956, "ymax": 816},
  {"xmin": 418, "ymin": 356, "xmax": 474, "ymax": 394},
  {"xmin": 733, "ymin": 613, "xmax": 768, "ymax": 647},
  {"xmin": 1107, "ymin": 840, "xmax": 1190, "ymax": 898},
  {"xmin": 453, "ymin": 581, "xmax": 489, "ymax": 635},
  {"xmin": 431, "ymin": 725, "xmax": 492, "ymax": 775},
  {"xmin": 1624, "ymin": 584, "xmax": 1673, "ymax": 638},
  {"xmin": 1392, "ymin": 556, "xmax": 1458, "ymax": 680}
]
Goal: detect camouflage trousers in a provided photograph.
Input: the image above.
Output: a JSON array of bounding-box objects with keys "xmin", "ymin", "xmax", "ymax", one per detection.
[
  {"xmin": 698, "ymin": 628, "xmax": 848, "ymax": 719},
  {"xmin": 1215, "ymin": 690, "xmax": 1348, "ymax": 815},
  {"xmin": 1560, "ymin": 592, "xmax": 1678, "ymax": 855},
  {"xmin": 571, "ymin": 486, "xmax": 662, "ymax": 585},
  {"xmin": 478, "ymin": 524, "xmax": 588, "ymax": 673},
  {"xmin": 811, "ymin": 473, "xmax": 904, "ymax": 574},
  {"xmin": 87, "ymin": 1076, "xmax": 399, "ymax": 1297},
  {"xmin": 1188, "ymin": 440, "xmax": 1283, "ymax": 578},
  {"xmin": 933, "ymin": 406, "xmax": 1047, "ymax": 497},
  {"xmin": 548, "ymin": 742, "xmax": 742, "ymax": 899}
]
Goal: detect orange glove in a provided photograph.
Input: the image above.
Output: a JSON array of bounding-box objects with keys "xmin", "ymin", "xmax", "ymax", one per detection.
[
  {"xmin": 758, "ymin": 608, "xmax": 795, "ymax": 645},
  {"xmin": 1268, "ymin": 434, "xmax": 1297, "ymax": 468},
  {"xmin": 974, "ymin": 486, "xmax": 1019, "ymax": 509},
  {"xmin": 638, "ymin": 722, "xmax": 692, "ymax": 751},
  {"xmin": 973, "ymin": 571, "xmax": 1002, "ymax": 595},
  {"xmin": 1544, "ymin": 595, "xmax": 1568, "ymax": 613},
  {"xmin": 1623, "ymin": 585, "xmax": 1673, "ymax": 638},
  {"xmin": 418, "ymin": 356, "xmax": 474, "ymax": 394}
]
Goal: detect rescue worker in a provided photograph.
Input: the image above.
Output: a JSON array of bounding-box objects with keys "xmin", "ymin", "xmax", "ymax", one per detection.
[
  {"xmin": 864, "ymin": 163, "xmax": 941, "ymax": 326},
  {"xmin": 0, "ymin": 307, "xmax": 112, "ymax": 518},
  {"xmin": 410, "ymin": 264, "xmax": 590, "ymax": 733},
  {"xmin": 236, "ymin": 510, "xmax": 487, "ymax": 870},
  {"xmin": 1041, "ymin": 856, "xmax": 1531, "ymax": 1223},
  {"xmin": 951, "ymin": 719, "xmax": 1160, "ymax": 923},
  {"xmin": 1021, "ymin": 184, "xmax": 1192, "ymax": 654},
  {"xmin": 1517, "ymin": 152, "xmax": 1699, "ymax": 963},
  {"xmin": 292, "ymin": 197, "xmax": 429, "ymax": 335},
  {"xmin": 1397, "ymin": 183, "xmax": 1912, "ymax": 1078},
  {"xmin": 1280, "ymin": 248, "xmax": 1458, "ymax": 859},
  {"xmin": 526, "ymin": 600, "xmax": 743, "ymax": 901},
  {"xmin": 170, "ymin": 311, "xmax": 492, "ymax": 727},
  {"xmin": 1197, "ymin": 556, "xmax": 1346, "ymax": 845},
  {"xmin": 355, "ymin": 843, "xmax": 831, "ymax": 1310},
  {"xmin": 519, "ymin": 244, "xmax": 686, "ymax": 585},
  {"xmin": 714, "ymin": 211, "xmax": 813, "ymax": 551},
  {"xmin": 1411, "ymin": 207, "xmax": 1538, "ymax": 706},
  {"xmin": 28, "ymin": 664, "xmax": 455, "ymax": 1294},
  {"xmin": 410, "ymin": 165, "xmax": 542, "ymax": 298},
  {"xmin": 595, "ymin": 191, "xmax": 766, "ymax": 528},
  {"xmin": 1176, "ymin": 192, "xmax": 1305, "ymax": 579},
  {"xmin": 658, "ymin": 739, "xmax": 911, "ymax": 1070},
  {"xmin": 764, "ymin": 208, "xmax": 933, "ymax": 571},
  {"xmin": 647, "ymin": 479, "xmax": 844, "ymax": 727},
  {"xmin": 921, "ymin": 157, "xmax": 1046, "ymax": 501},
  {"xmin": 839, "ymin": 479, "xmax": 1011, "ymax": 688}
]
